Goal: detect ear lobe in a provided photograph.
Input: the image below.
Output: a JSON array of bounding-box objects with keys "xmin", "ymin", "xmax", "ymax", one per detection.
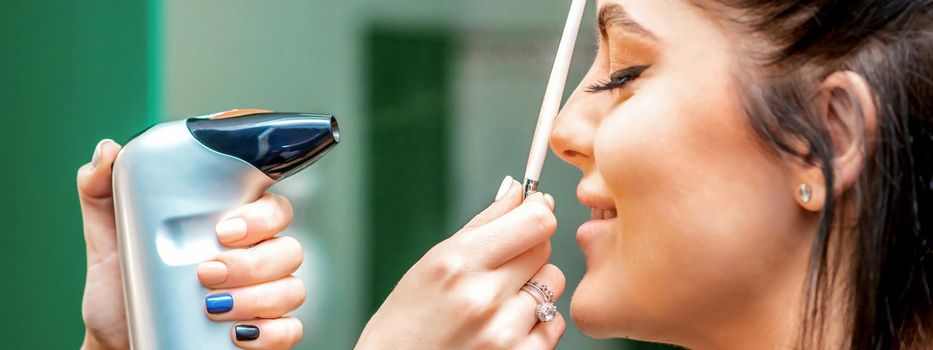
[{"xmin": 796, "ymin": 169, "xmax": 826, "ymax": 212}]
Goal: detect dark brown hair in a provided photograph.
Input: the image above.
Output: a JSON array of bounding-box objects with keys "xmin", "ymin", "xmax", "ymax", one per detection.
[{"xmin": 710, "ymin": 1, "xmax": 932, "ymax": 348}]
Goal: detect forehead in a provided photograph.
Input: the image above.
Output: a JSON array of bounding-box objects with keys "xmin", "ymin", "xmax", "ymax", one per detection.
[{"xmin": 595, "ymin": 0, "xmax": 724, "ymax": 46}]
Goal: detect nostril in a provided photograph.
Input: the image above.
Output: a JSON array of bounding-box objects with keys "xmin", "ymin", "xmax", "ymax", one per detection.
[{"xmin": 563, "ymin": 150, "xmax": 587, "ymax": 159}]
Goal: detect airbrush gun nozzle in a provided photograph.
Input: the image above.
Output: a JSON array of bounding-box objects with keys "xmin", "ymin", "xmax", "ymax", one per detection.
[{"xmin": 187, "ymin": 112, "xmax": 340, "ymax": 180}]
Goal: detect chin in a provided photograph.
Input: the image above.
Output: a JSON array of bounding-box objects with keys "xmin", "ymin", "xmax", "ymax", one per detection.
[
  {"xmin": 569, "ymin": 273, "xmax": 619, "ymax": 339},
  {"xmin": 570, "ymin": 268, "xmax": 661, "ymax": 343}
]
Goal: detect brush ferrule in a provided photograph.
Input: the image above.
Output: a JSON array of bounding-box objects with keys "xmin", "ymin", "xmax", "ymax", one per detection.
[{"xmin": 522, "ymin": 178, "xmax": 540, "ymax": 199}]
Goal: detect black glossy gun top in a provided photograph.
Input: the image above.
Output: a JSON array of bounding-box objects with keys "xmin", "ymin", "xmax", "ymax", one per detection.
[{"xmin": 187, "ymin": 112, "xmax": 339, "ymax": 180}]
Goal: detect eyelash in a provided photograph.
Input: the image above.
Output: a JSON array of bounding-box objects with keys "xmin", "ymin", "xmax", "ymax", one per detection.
[{"xmin": 587, "ymin": 65, "xmax": 650, "ymax": 93}]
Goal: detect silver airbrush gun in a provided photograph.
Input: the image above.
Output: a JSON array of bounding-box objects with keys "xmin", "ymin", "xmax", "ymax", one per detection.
[{"xmin": 112, "ymin": 111, "xmax": 339, "ymax": 349}]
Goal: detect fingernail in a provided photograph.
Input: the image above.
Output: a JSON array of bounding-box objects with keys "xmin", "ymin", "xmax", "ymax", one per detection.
[
  {"xmin": 91, "ymin": 139, "xmax": 114, "ymax": 169},
  {"xmin": 197, "ymin": 261, "xmax": 228, "ymax": 286},
  {"xmin": 495, "ymin": 175, "xmax": 514, "ymax": 201},
  {"xmin": 216, "ymin": 218, "xmax": 248, "ymax": 243},
  {"xmin": 235, "ymin": 325, "xmax": 260, "ymax": 341},
  {"xmin": 205, "ymin": 293, "xmax": 234, "ymax": 314}
]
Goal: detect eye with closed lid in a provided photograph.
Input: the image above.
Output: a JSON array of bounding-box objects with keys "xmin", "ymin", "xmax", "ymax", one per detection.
[{"xmin": 587, "ymin": 64, "xmax": 651, "ymax": 93}]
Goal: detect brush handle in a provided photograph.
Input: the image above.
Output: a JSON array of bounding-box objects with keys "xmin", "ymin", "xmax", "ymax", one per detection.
[{"xmin": 523, "ymin": 0, "xmax": 587, "ymax": 184}]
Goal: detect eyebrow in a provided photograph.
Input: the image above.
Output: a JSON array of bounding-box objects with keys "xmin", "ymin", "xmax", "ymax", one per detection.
[{"xmin": 597, "ymin": 4, "xmax": 658, "ymax": 41}]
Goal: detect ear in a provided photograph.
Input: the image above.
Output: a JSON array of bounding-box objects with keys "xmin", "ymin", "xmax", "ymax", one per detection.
[{"xmin": 794, "ymin": 71, "xmax": 878, "ymax": 212}]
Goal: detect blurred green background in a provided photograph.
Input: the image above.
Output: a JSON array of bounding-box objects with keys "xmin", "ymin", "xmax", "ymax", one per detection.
[{"xmin": 1, "ymin": 0, "xmax": 671, "ymax": 349}]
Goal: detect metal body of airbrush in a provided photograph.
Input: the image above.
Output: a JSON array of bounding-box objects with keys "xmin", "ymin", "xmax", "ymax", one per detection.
[{"xmin": 112, "ymin": 112, "xmax": 339, "ymax": 349}]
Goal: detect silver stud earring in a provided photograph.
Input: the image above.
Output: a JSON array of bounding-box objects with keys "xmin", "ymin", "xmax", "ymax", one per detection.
[{"xmin": 797, "ymin": 183, "xmax": 812, "ymax": 203}]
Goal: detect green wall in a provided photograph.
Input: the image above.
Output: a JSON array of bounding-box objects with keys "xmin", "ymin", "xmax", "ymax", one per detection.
[
  {"xmin": 365, "ymin": 28, "xmax": 454, "ymax": 313},
  {"xmin": 0, "ymin": 1, "xmax": 151, "ymax": 348}
]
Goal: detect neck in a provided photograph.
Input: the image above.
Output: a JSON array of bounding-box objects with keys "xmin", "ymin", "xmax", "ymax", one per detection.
[{"xmin": 717, "ymin": 244, "xmax": 849, "ymax": 349}]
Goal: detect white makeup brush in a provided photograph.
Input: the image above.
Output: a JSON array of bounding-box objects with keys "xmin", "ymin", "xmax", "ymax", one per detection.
[{"xmin": 523, "ymin": 0, "xmax": 587, "ymax": 198}]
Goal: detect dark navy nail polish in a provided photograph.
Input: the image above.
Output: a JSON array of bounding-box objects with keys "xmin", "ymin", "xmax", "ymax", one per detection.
[
  {"xmin": 235, "ymin": 325, "xmax": 260, "ymax": 341},
  {"xmin": 205, "ymin": 293, "xmax": 234, "ymax": 314}
]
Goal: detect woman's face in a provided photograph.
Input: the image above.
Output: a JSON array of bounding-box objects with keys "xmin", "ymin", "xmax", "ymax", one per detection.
[{"xmin": 550, "ymin": 0, "xmax": 816, "ymax": 346}]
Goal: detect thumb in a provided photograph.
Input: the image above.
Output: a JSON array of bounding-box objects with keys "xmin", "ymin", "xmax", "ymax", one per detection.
[{"xmin": 77, "ymin": 139, "xmax": 122, "ymax": 265}]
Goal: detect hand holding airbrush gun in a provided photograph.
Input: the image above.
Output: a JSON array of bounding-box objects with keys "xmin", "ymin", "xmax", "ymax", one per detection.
[{"xmin": 79, "ymin": 110, "xmax": 308, "ymax": 350}]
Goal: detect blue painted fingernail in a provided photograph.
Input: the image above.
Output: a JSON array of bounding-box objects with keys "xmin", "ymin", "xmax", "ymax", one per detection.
[{"xmin": 205, "ymin": 293, "xmax": 233, "ymax": 314}]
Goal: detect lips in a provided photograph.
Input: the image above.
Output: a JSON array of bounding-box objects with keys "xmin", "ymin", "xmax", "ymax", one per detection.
[{"xmin": 577, "ymin": 193, "xmax": 617, "ymax": 247}]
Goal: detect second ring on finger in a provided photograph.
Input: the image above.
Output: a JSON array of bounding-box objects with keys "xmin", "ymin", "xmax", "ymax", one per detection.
[
  {"xmin": 480, "ymin": 280, "xmax": 562, "ymax": 348},
  {"xmin": 522, "ymin": 281, "xmax": 557, "ymax": 322},
  {"xmin": 515, "ymin": 264, "xmax": 565, "ymax": 328},
  {"xmin": 466, "ymin": 266, "xmax": 564, "ymax": 350}
]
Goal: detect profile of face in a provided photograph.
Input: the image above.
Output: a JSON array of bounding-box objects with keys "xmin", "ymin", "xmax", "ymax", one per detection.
[{"xmin": 550, "ymin": 0, "xmax": 819, "ymax": 347}]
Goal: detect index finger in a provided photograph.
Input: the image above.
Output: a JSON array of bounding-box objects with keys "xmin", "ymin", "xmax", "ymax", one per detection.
[
  {"xmin": 215, "ymin": 192, "xmax": 294, "ymax": 247},
  {"xmin": 459, "ymin": 192, "xmax": 558, "ymax": 267}
]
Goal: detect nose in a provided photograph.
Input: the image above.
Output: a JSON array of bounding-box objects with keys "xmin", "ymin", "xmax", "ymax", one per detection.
[{"xmin": 549, "ymin": 88, "xmax": 598, "ymax": 172}]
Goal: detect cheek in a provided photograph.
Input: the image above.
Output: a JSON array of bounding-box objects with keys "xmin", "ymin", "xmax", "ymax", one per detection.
[{"xmin": 585, "ymin": 79, "xmax": 805, "ymax": 327}]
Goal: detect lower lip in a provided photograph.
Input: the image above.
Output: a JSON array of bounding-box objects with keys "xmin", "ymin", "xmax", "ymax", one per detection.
[{"xmin": 576, "ymin": 218, "xmax": 615, "ymax": 247}]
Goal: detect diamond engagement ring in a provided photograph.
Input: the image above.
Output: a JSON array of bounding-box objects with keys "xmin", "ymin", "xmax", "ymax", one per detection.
[{"xmin": 521, "ymin": 281, "xmax": 558, "ymax": 322}]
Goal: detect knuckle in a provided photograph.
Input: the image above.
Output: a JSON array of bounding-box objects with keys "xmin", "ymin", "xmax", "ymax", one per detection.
[
  {"xmin": 556, "ymin": 314, "xmax": 567, "ymax": 332},
  {"xmin": 427, "ymin": 253, "xmax": 469, "ymax": 287},
  {"xmin": 272, "ymin": 192, "xmax": 292, "ymax": 209},
  {"xmin": 289, "ymin": 319, "xmax": 305, "ymax": 345},
  {"xmin": 253, "ymin": 291, "xmax": 277, "ymax": 316},
  {"xmin": 252, "ymin": 280, "xmax": 302, "ymax": 317},
  {"xmin": 261, "ymin": 209, "xmax": 282, "ymax": 232},
  {"xmin": 241, "ymin": 252, "xmax": 261, "ymax": 282},
  {"xmin": 541, "ymin": 241, "xmax": 553, "ymax": 259},
  {"xmin": 480, "ymin": 329, "xmax": 519, "ymax": 350},
  {"xmin": 525, "ymin": 203, "xmax": 557, "ymax": 233},
  {"xmin": 279, "ymin": 236, "xmax": 304, "ymax": 264},
  {"xmin": 451, "ymin": 288, "xmax": 495, "ymax": 319},
  {"xmin": 554, "ymin": 266, "xmax": 566, "ymax": 288},
  {"xmin": 224, "ymin": 249, "xmax": 258, "ymax": 281},
  {"xmin": 269, "ymin": 193, "xmax": 294, "ymax": 218},
  {"xmin": 279, "ymin": 235, "xmax": 301, "ymax": 250},
  {"xmin": 259, "ymin": 323, "xmax": 285, "ymax": 347},
  {"xmin": 285, "ymin": 277, "xmax": 307, "ymax": 308},
  {"xmin": 252, "ymin": 194, "xmax": 289, "ymax": 232},
  {"xmin": 544, "ymin": 263, "xmax": 564, "ymax": 282}
]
